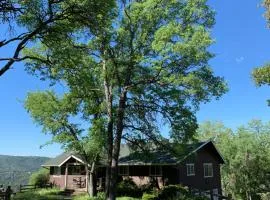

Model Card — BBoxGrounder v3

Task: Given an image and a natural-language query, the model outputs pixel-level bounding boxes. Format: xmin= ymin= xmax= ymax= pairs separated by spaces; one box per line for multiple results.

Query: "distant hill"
xmin=0 ymin=155 xmax=50 ymax=189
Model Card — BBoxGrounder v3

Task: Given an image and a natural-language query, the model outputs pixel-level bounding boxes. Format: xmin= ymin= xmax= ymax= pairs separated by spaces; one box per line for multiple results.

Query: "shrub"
xmin=140 ymin=180 xmax=160 ymax=194
xmin=259 ymin=193 xmax=270 ymax=200
xmin=29 ymin=168 xmax=49 ymax=187
xmin=142 ymin=193 xmax=158 ymax=200
xmin=116 ymin=178 xmax=142 ymax=198
xmin=157 ymin=185 xmax=189 ymax=200
xmin=73 ymin=192 xmax=105 ymax=200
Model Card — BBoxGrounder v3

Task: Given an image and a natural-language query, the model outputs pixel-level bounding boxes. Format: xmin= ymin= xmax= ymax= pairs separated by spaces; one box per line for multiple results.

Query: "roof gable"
xmin=118 ymin=140 xmax=225 ymax=165
xmin=178 ymin=140 xmax=225 ymax=164
xmin=42 ymin=152 xmax=86 ymax=167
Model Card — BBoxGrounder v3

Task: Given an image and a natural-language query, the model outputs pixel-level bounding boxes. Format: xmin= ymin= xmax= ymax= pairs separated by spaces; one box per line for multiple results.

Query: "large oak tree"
xmin=0 ymin=0 xmax=114 ymax=76
xmin=21 ymin=0 xmax=227 ymax=199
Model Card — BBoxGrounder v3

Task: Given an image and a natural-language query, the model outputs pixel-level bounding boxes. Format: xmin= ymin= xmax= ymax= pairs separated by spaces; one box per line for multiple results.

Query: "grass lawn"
xmin=73 ymin=193 xmax=140 ymax=200
xmin=12 ymin=188 xmax=141 ymax=200
xmin=12 ymin=188 xmax=69 ymax=200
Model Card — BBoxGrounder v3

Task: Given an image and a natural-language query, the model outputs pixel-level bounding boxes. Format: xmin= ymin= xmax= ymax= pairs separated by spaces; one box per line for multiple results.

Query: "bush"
xmin=116 ymin=178 xmax=142 ymax=198
xmin=157 ymin=185 xmax=189 ymax=200
xmin=259 ymin=193 xmax=270 ymax=200
xmin=142 ymin=193 xmax=158 ymax=200
xmin=73 ymin=192 xmax=105 ymax=200
xmin=29 ymin=168 xmax=49 ymax=187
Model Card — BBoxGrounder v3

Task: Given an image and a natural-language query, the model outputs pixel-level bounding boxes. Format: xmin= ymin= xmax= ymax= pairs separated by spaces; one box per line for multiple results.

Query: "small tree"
xmin=25 ymin=91 xmax=105 ymax=197
xmin=29 ymin=168 xmax=49 ymax=187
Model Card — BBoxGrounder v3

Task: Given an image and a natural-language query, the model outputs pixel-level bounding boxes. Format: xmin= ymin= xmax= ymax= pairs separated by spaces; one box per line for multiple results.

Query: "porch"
xmin=49 ymin=161 xmax=87 ymax=191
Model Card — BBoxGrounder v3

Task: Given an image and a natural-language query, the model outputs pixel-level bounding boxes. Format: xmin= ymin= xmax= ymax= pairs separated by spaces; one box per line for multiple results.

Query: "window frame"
xmin=186 ymin=163 xmax=195 ymax=176
xmin=203 ymin=163 xmax=213 ymax=178
xmin=119 ymin=166 xmax=129 ymax=176
xmin=149 ymin=166 xmax=162 ymax=177
xmin=69 ymin=165 xmax=83 ymax=175
xmin=52 ymin=166 xmax=61 ymax=177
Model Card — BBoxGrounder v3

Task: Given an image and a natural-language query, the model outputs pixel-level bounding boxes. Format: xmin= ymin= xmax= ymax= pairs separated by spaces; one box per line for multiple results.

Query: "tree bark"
xmin=88 ymin=162 xmax=97 ymax=197
xmin=102 ymin=58 xmax=114 ymax=199
xmin=108 ymin=91 xmax=127 ymax=200
xmin=88 ymin=172 xmax=96 ymax=197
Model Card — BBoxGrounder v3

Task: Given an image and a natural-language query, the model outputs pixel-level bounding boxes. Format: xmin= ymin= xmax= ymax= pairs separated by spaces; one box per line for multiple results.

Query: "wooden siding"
xmin=49 ymin=175 xmax=65 ymax=189
xmin=49 ymin=157 xmax=87 ymax=190
xmin=178 ymin=143 xmax=222 ymax=194
xmin=47 ymin=141 xmax=223 ymax=193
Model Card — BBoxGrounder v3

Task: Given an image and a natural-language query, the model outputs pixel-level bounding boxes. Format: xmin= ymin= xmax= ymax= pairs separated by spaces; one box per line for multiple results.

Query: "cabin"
xmin=42 ymin=140 xmax=224 ymax=197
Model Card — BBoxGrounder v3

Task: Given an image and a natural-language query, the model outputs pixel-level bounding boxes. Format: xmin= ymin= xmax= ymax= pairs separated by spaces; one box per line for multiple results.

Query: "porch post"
xmin=85 ymin=165 xmax=89 ymax=191
xmin=64 ymin=164 xmax=68 ymax=189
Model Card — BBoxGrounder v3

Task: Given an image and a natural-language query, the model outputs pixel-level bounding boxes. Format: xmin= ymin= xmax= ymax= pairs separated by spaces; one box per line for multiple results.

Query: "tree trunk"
xmin=88 ymin=172 xmax=96 ymax=197
xmin=108 ymin=91 xmax=127 ymax=200
xmin=102 ymin=58 xmax=114 ymax=199
xmin=105 ymin=121 xmax=113 ymax=199
xmin=88 ymin=162 xmax=96 ymax=197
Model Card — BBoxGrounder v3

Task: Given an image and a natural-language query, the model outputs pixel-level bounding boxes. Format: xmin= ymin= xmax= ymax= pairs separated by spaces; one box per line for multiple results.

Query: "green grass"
xmin=12 ymin=188 xmax=65 ymax=200
xmin=12 ymin=189 xmax=141 ymax=200
xmin=73 ymin=193 xmax=140 ymax=200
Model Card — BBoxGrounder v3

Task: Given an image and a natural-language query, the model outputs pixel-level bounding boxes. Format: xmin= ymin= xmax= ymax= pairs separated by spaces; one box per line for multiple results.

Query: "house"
xmin=42 ymin=140 xmax=224 ymax=197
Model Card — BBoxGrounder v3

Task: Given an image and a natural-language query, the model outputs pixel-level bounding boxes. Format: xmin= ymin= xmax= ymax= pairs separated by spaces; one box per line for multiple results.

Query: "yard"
xmin=11 ymin=188 xmax=140 ymax=200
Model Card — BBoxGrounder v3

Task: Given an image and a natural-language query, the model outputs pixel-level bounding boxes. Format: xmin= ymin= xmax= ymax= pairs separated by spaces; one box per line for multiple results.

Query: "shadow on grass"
xmin=12 ymin=188 xmax=70 ymax=200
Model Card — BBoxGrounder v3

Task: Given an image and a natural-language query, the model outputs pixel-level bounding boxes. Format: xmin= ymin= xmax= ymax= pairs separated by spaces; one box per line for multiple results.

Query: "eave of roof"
xmin=41 ymin=152 xmax=87 ymax=167
xmin=177 ymin=140 xmax=225 ymax=164
xmin=42 ymin=140 xmax=225 ymax=167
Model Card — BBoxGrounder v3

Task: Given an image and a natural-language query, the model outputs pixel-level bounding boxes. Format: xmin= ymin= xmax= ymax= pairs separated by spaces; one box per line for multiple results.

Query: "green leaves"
xmin=22 ymin=0 xmax=228 ymax=172
xmin=197 ymin=121 xmax=270 ymax=199
xmin=24 ymin=91 xmax=82 ymax=148
xmin=252 ymin=64 xmax=270 ymax=86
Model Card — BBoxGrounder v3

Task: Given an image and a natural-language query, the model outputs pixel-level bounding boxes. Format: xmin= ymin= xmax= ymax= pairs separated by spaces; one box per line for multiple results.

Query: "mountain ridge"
xmin=0 ymin=154 xmax=50 ymax=188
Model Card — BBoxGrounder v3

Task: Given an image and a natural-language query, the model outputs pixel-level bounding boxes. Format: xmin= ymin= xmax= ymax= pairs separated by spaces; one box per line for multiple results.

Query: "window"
xmin=119 ymin=166 xmax=129 ymax=176
xmin=204 ymin=163 xmax=213 ymax=178
xmin=53 ymin=167 xmax=61 ymax=176
xmin=186 ymin=164 xmax=195 ymax=176
xmin=149 ymin=166 xmax=162 ymax=176
xmin=69 ymin=165 xmax=83 ymax=175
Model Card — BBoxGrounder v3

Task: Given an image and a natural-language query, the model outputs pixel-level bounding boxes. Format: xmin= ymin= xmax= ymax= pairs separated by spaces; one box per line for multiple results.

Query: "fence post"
xmin=5 ymin=186 xmax=12 ymax=200
xmin=19 ymin=185 xmax=21 ymax=193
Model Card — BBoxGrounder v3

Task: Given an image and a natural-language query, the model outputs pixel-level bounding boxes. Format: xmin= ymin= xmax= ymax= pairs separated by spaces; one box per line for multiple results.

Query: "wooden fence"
xmin=0 ymin=186 xmax=14 ymax=200
xmin=19 ymin=183 xmax=53 ymax=192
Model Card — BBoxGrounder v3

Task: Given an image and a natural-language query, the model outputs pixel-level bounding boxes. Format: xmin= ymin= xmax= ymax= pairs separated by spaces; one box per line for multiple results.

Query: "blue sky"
xmin=0 ymin=0 xmax=270 ymax=157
